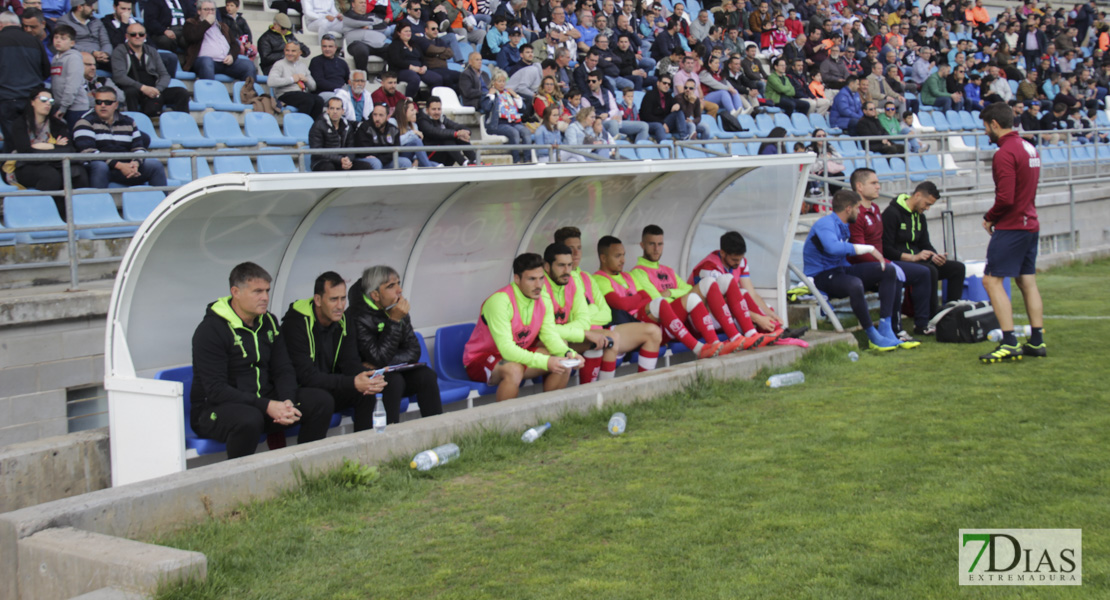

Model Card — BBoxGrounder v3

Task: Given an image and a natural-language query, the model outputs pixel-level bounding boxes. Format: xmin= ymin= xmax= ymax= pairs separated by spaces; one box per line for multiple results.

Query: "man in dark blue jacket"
xmin=803 ymin=189 xmax=902 ymax=351
xmin=0 ymin=12 xmax=51 ymax=151
xmin=308 ymin=34 xmax=349 ymax=97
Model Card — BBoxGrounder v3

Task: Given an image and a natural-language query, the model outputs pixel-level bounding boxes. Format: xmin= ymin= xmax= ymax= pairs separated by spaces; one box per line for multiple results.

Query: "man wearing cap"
xmin=184 ymin=0 xmax=255 ymax=81
xmin=258 ymin=12 xmax=310 ymax=75
xmin=57 ymin=0 xmax=112 ymax=69
xmin=496 ymin=25 xmax=523 ymax=73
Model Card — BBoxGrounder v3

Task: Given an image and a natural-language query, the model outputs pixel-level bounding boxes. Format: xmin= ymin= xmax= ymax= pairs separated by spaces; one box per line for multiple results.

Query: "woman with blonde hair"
xmin=480 ymin=68 xmax=533 ymax=163
xmin=533 ymin=76 xmax=569 ymax=130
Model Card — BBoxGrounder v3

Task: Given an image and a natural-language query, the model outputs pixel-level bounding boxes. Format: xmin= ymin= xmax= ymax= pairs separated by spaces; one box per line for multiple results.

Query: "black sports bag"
xmin=929 ymin=301 xmax=1000 ymax=343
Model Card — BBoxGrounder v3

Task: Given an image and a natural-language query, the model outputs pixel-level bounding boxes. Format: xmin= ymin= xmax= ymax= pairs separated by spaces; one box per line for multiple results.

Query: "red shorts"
xmin=465 ymin=344 xmax=539 ymax=384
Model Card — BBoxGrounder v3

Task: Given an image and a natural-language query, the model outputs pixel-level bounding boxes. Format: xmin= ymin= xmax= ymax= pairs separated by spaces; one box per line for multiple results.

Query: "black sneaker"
xmin=979 ymin=343 xmax=1023 ymax=364
xmin=1022 ymin=342 xmax=1047 ymax=358
xmin=782 ymin=326 xmax=809 ymax=339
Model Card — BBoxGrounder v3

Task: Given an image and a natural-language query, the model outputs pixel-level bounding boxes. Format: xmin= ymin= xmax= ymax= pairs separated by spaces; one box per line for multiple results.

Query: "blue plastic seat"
xmin=155 ymin=366 xmax=229 ymax=455
xmin=790 ymin=112 xmax=814 ymax=135
xmin=906 ymin=155 xmax=932 ymax=181
xmin=945 ymin=110 xmax=965 ymax=131
xmin=167 ymin=155 xmax=213 ymax=183
xmin=753 ymin=113 xmax=776 ymax=137
xmin=1097 ymin=145 xmax=1110 ymax=160
xmin=870 ymin=157 xmax=896 ymax=180
xmin=257 ymin=154 xmax=299 ymax=173
xmin=0 ymin=222 xmax=14 ymax=246
xmin=415 ymin=333 xmax=470 ymax=406
xmin=1009 ymin=80 xmax=1019 ymax=95
xmin=2 ymin=195 xmax=68 ymax=243
xmin=616 ymin=141 xmax=640 ymax=160
xmin=203 ymin=112 xmax=259 ymax=147
xmin=73 ymin=192 xmax=136 ymax=239
xmin=123 ymin=111 xmax=172 ymax=149
xmin=916 ymin=111 xmax=936 ymax=129
xmin=121 ymin=190 xmax=165 ymax=222
xmin=1073 ymin=146 xmax=1094 ymax=162
xmin=959 ymin=111 xmax=978 ymax=130
xmin=433 ymin=323 xmax=496 ymax=397
xmin=213 ymin=152 xmax=255 ymax=174
xmin=808 ymin=112 xmax=841 ymax=135
xmin=636 ymin=143 xmax=664 ymax=160
xmin=1096 ymin=111 xmax=1110 ymax=128
xmin=738 ymin=113 xmax=758 ymax=135
xmin=194 ymin=80 xmax=250 ymax=111
xmin=160 ymin=112 xmax=218 ymax=148
xmin=886 ymin=157 xmax=909 ymax=182
xmin=282 ymin=113 xmax=314 ymax=143
xmin=244 ymin=112 xmax=298 ymax=146
xmin=930 ymin=112 xmax=951 ymax=132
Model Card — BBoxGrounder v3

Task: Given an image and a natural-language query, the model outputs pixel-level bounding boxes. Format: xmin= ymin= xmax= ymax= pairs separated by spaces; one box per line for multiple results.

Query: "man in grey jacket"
xmin=110 ymin=22 xmax=190 ymax=116
xmin=57 ymin=0 xmax=112 ymax=69
xmin=269 ymin=41 xmax=324 ymax=119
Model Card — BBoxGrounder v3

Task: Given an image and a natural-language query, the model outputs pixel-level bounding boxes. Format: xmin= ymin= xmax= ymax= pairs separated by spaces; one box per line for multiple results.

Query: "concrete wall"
xmin=0 ymin=429 xmax=111 ymax=514
xmin=0 ymin=286 xmax=110 ymax=447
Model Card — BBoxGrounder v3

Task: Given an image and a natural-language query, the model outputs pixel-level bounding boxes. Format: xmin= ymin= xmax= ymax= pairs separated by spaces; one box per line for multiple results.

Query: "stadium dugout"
xmin=104 ymin=155 xmax=812 ymax=486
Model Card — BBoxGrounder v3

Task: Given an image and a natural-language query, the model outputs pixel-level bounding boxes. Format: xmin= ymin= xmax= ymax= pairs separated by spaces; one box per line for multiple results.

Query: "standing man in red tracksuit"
xmin=979 ymin=102 xmax=1046 ymax=363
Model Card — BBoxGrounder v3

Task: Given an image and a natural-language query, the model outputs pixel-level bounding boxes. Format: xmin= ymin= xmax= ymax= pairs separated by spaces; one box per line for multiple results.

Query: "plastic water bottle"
xmin=372 ymin=397 xmax=386 ymax=433
xmin=521 ymin=422 xmax=551 ymax=443
xmin=410 ymin=443 xmax=460 ymax=471
xmin=988 ymin=325 xmax=1032 ymax=342
xmin=766 ymin=371 xmax=805 ymax=388
xmin=608 ymin=412 xmax=627 ymax=435
xmin=848 ymin=351 xmax=859 ymax=362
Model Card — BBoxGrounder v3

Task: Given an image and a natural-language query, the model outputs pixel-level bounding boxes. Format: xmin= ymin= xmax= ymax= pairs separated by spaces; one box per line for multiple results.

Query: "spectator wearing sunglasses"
xmin=110 ymin=22 xmax=191 ymax=117
xmin=73 ymin=87 xmax=168 ymax=189
xmin=8 ymin=88 xmax=90 ymax=214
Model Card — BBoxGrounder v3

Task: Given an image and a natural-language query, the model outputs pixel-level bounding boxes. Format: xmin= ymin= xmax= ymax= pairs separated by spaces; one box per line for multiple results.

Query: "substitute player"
xmin=633 ymin=225 xmax=751 ymax=353
xmin=979 ymin=102 xmax=1046 ymax=363
xmin=463 ymin=253 xmax=582 ymax=401
xmin=594 ymin=235 xmax=724 ymax=359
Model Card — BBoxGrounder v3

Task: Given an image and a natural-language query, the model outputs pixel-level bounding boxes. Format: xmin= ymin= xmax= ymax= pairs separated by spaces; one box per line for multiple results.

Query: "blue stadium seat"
xmin=702 ymin=114 xmax=741 ymax=139
xmin=433 ymin=323 xmax=496 ymax=397
xmin=154 ymin=366 xmax=228 ymax=455
xmin=1073 ymin=146 xmax=1094 ymax=163
xmin=124 ymin=111 xmax=171 ymax=149
xmin=962 ymin=135 xmax=978 ymax=148
xmin=203 ymin=111 xmax=259 ymax=146
xmin=615 ymin=140 xmax=640 ymax=160
xmin=808 ymin=112 xmax=841 ymax=135
xmin=167 ymin=155 xmax=213 ymax=183
xmin=930 ymin=112 xmax=952 ymax=132
xmin=173 ymin=63 xmax=196 ymax=81
xmin=160 ymin=112 xmax=219 ymax=148
xmin=886 ymin=157 xmax=909 ymax=182
xmin=772 ymin=112 xmax=804 ymax=136
xmin=167 ymin=78 xmax=205 ymax=111
xmin=2 ymin=195 xmax=67 ymax=244
xmin=193 ymin=80 xmax=250 ymax=112
xmin=959 ymin=111 xmax=978 ymax=130
xmin=738 ymin=113 xmax=758 ymax=135
xmin=213 ymin=152 xmax=255 ymax=174
xmin=636 ymin=143 xmax=665 ymax=160
xmin=945 ymin=110 xmax=965 ymax=131
xmin=415 ymin=333 xmax=470 ymax=406
xmin=906 ymin=155 xmax=932 ymax=181
xmin=244 ymin=112 xmax=298 ymax=146
xmin=73 ymin=193 xmax=137 ymax=239
xmin=257 ymin=153 xmax=299 ymax=173
xmin=790 ymin=112 xmax=814 ymax=135
xmin=1096 ymin=111 xmax=1110 ymax=128
xmin=834 ymin=139 xmax=863 ymax=157
xmin=917 ymin=111 xmax=936 ymax=129
xmin=0 ymin=222 xmax=14 ymax=246
xmin=681 ymin=145 xmax=718 ymax=158
xmin=871 ymin=157 xmax=896 ymax=180
xmin=753 ymin=113 xmax=776 ymax=137
xmin=922 ymin=153 xmax=957 ymax=175
xmin=1042 ymin=147 xmax=1064 ymax=164
xmin=1097 ymin=144 xmax=1110 ymax=160
xmin=122 ymin=190 xmax=165 ymax=222
xmin=213 ymin=74 xmax=236 ymax=83
xmin=283 ymin=113 xmax=314 ymax=143
xmin=1009 ymin=80 xmax=1019 ymax=95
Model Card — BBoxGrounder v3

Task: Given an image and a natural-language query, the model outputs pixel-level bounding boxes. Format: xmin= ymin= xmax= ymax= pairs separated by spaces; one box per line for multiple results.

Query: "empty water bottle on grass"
xmin=608 ymin=412 xmax=627 ymax=435
xmin=521 ymin=423 xmax=551 ymax=443
xmin=766 ymin=371 xmax=805 ymax=388
xmin=411 ymin=443 xmax=460 ymax=471
xmin=373 ymin=396 xmax=386 ymax=433
xmin=988 ymin=325 xmax=1032 ymax=342
xmin=848 ymin=351 xmax=859 ymax=362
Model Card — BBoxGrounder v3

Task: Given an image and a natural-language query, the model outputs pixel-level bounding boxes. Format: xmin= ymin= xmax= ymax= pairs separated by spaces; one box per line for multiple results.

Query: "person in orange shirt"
xmin=809 ymin=71 xmax=826 ymax=101
xmin=966 ymin=0 xmax=991 ymax=29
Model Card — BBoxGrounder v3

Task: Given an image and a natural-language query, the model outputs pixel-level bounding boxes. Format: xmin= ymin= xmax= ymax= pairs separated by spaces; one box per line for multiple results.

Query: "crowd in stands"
xmin=190 ymin=224 xmax=810 ymax=458
xmin=2 ymin=0 xmax=1110 ymax=192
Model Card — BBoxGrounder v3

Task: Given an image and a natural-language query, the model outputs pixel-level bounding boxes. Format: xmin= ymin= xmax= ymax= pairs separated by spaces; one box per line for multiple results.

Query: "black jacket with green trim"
xmin=281 ymin=298 xmax=364 ymax=396
xmin=190 ymin=296 xmax=297 ymax=426
xmin=881 ymin=193 xmax=937 ymax=262
xmin=346 ymin=278 xmax=421 ymax=368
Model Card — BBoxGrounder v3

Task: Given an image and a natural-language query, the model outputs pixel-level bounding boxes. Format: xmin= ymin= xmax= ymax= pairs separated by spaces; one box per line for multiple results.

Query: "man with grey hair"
xmin=333 ymin=69 xmax=371 ymax=122
xmin=347 ymin=265 xmax=443 ymax=425
xmin=191 ymin=262 xmax=335 ymax=459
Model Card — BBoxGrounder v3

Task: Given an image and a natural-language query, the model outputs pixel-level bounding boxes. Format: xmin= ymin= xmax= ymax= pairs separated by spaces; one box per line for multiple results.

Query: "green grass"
xmin=155 ymin=260 xmax=1110 ymax=599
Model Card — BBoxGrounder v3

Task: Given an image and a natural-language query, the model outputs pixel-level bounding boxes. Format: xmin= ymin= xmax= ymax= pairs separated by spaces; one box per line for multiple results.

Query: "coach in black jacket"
xmin=416 ymin=98 xmax=477 ymax=166
xmin=191 ymin=262 xmax=333 ymax=458
xmin=347 ymin=266 xmax=443 ymax=424
xmin=282 ymin=271 xmax=386 ymax=432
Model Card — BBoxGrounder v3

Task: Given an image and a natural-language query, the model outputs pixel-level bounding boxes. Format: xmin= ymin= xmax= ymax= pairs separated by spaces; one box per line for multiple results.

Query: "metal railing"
xmin=3 ymin=125 xmax=1109 ymax=288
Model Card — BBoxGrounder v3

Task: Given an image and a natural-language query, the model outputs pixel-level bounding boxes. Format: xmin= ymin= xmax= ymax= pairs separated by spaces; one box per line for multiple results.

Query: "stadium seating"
xmin=194 ymin=80 xmax=251 ymax=112
xmin=167 ymin=155 xmax=213 ymax=184
xmin=121 ymin=190 xmax=165 ymax=222
xmin=432 ymin=86 xmax=475 ymax=117
xmin=2 ymin=195 xmax=68 ymax=244
xmin=753 ymin=113 xmax=777 ymax=137
xmin=283 ymin=113 xmax=315 ymax=144
xmin=0 ymin=222 xmax=14 ymax=246
xmin=73 ymin=193 xmax=137 ymax=239
xmin=257 ymin=153 xmax=300 ymax=173
xmin=808 ymin=113 xmax=841 ymax=135
xmin=124 ymin=111 xmax=172 ymax=149
xmin=636 ymin=143 xmax=666 ymax=160
xmin=790 ymin=112 xmax=814 ymax=136
xmin=204 ymin=112 xmax=260 ymax=147
xmin=213 ymin=152 xmax=256 ymax=174
xmin=154 ymin=366 xmax=231 ymax=456
xmin=160 ymin=112 xmax=219 ymax=148
xmin=616 ymin=140 xmax=640 ymax=160
xmin=244 ymin=112 xmax=299 ymax=146
xmin=929 ymin=112 xmax=952 ymax=132
xmin=415 ymin=333 xmax=471 ymax=406
xmin=433 ymin=323 xmax=496 ymax=397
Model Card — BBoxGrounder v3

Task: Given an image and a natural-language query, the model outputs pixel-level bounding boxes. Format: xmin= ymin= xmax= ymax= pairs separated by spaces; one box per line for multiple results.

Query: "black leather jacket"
xmin=346 ymin=278 xmax=421 ymax=368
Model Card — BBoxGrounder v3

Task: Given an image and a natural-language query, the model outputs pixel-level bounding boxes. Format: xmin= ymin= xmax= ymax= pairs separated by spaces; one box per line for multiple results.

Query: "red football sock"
xmin=656 ymin=300 xmax=701 ymax=351
xmin=637 ymin=348 xmax=659 ymax=372
xmin=579 ymin=350 xmax=603 ymax=384
xmin=598 ymin=360 xmax=616 ymax=380
xmin=724 ymin=277 xmax=758 ymax=336
xmin=682 ymin=299 xmax=720 ymax=343
xmin=703 ymin=282 xmax=741 ymax=340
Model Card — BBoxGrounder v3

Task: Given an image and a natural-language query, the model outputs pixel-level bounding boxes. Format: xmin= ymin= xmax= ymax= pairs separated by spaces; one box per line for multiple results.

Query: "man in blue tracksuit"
xmin=803 ymin=189 xmax=903 ymax=351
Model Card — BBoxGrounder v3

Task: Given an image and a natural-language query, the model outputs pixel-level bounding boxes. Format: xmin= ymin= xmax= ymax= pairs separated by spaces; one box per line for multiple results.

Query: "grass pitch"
xmin=156 ymin=260 xmax=1110 ymax=599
